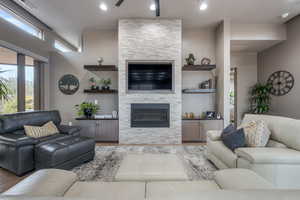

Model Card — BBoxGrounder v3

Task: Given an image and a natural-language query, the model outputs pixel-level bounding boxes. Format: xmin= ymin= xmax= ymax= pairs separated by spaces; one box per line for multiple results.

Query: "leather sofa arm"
xmin=207 ymin=130 xmax=222 ymax=141
xmin=0 ymin=133 xmax=37 ymax=147
xmin=58 ymin=125 xmax=81 ymax=136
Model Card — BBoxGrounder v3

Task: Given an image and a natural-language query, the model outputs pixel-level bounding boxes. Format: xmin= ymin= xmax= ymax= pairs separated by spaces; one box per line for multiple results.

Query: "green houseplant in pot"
xmin=75 ymin=102 xmax=100 ymax=119
xmin=249 ymin=83 xmax=272 ymax=114
xmin=101 ymin=78 xmax=111 ymax=90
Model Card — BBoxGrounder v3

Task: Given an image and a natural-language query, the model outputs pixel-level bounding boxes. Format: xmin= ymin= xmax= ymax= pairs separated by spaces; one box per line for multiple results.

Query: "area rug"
xmin=72 ymin=145 xmax=216 ymax=181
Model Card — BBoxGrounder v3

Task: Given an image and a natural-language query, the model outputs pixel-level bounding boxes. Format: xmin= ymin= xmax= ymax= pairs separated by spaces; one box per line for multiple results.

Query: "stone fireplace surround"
xmin=118 ymin=19 xmax=182 ymax=144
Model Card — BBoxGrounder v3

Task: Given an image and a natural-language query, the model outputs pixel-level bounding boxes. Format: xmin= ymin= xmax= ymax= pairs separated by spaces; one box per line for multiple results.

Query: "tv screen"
xmin=128 ymin=63 xmax=173 ymax=91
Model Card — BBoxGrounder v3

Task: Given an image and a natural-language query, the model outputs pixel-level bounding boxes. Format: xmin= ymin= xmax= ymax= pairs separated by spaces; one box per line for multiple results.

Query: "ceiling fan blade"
xmin=155 ymin=0 xmax=160 ymax=17
xmin=115 ymin=0 xmax=124 ymax=7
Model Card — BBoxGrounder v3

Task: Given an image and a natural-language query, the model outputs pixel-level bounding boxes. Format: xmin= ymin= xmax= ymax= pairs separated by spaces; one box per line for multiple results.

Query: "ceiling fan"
xmin=115 ymin=0 xmax=160 ymax=17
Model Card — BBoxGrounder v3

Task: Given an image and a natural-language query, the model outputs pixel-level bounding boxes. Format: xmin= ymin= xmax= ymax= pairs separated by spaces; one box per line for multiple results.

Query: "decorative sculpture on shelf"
xmin=97 ymin=57 xmax=104 ymax=66
xmin=201 ymin=57 xmax=211 ymax=65
xmin=185 ymin=53 xmax=196 ymax=65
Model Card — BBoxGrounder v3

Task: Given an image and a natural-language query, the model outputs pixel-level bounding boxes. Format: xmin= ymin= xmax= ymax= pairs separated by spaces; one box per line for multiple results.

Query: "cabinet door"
xmin=76 ymin=121 xmax=96 ymax=139
xmin=182 ymin=121 xmax=201 ymax=142
xmin=96 ymin=120 xmax=119 ymax=142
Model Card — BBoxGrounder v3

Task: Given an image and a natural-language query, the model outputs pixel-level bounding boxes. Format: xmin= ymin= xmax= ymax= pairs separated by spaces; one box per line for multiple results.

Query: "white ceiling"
xmin=18 ymin=0 xmax=300 ymax=47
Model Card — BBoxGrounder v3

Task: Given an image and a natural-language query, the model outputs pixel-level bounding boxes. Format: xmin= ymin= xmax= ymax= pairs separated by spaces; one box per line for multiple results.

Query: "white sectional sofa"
xmin=207 ymin=114 xmax=300 ymax=189
xmin=1 ymin=168 xmax=300 ymax=200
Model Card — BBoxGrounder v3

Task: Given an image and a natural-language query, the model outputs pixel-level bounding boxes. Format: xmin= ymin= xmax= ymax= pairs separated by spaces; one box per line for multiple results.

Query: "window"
xmin=25 ymin=56 xmax=34 ymax=111
xmin=0 ymin=47 xmax=18 ymax=114
xmin=0 ymin=46 xmax=42 ymax=114
xmin=54 ymin=40 xmax=71 ymax=52
xmin=0 ymin=5 xmax=43 ymax=39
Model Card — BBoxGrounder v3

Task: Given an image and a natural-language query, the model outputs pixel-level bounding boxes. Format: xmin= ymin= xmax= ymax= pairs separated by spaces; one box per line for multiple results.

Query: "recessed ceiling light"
xmin=150 ymin=3 xmax=156 ymax=11
xmin=199 ymin=1 xmax=208 ymax=11
xmin=281 ymin=12 xmax=289 ymax=19
xmin=99 ymin=3 xmax=108 ymax=11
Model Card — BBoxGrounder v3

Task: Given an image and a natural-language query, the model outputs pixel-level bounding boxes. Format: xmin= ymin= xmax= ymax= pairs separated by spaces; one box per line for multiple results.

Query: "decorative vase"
xmin=84 ymin=108 xmax=93 ymax=119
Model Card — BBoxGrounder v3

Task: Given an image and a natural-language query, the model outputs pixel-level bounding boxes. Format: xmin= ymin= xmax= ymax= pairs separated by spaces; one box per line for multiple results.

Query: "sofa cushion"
xmin=214 ymin=169 xmax=273 ymax=189
xmin=235 ymin=147 xmax=300 ymax=164
xmin=64 ymin=182 xmax=145 ymax=200
xmin=243 ymin=114 xmax=300 ymax=151
xmin=207 ymin=140 xmax=238 ymax=168
xmin=221 ymin=128 xmax=246 ymax=151
xmin=146 ymin=181 xmax=220 ymax=199
xmin=267 ymin=139 xmax=287 ymax=148
xmin=3 ymin=169 xmax=77 ymax=197
xmin=240 ymin=120 xmax=271 ymax=147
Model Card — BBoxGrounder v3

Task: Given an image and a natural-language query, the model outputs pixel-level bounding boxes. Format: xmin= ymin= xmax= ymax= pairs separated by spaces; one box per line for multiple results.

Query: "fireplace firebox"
xmin=131 ymin=104 xmax=170 ymax=128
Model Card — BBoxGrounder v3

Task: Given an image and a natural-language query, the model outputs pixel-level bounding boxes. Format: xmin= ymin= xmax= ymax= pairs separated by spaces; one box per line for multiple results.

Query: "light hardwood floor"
xmin=0 ymin=142 xmax=205 ymax=193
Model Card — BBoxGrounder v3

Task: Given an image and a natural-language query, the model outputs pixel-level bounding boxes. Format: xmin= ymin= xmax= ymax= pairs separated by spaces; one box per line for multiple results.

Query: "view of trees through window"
xmin=0 ymin=47 xmax=35 ymax=114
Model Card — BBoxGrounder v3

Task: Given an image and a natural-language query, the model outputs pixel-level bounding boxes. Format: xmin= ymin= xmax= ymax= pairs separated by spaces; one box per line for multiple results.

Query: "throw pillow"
xmin=221 ymin=124 xmax=236 ymax=140
xmin=24 ymin=121 xmax=59 ymax=138
xmin=241 ymin=120 xmax=271 ymax=147
xmin=221 ymin=128 xmax=246 ymax=151
xmin=43 ymin=121 xmax=59 ymax=135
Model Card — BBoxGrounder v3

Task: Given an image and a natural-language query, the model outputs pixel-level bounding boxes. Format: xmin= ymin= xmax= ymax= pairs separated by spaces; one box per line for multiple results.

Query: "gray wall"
xmin=49 ymin=28 xmax=218 ymax=124
xmin=49 ymin=30 xmax=118 ymax=124
xmin=258 ymin=16 xmax=300 ymax=119
xmin=231 ymin=53 xmax=258 ymax=124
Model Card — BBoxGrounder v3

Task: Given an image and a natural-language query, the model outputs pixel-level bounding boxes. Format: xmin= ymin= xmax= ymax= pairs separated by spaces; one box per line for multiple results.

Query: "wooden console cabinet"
xmin=182 ymin=119 xmax=223 ymax=142
xmin=76 ymin=119 xmax=119 ymax=142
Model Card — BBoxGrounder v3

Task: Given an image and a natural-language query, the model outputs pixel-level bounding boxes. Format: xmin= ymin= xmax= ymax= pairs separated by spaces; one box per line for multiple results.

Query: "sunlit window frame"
xmin=54 ymin=40 xmax=72 ymax=53
xmin=0 ymin=5 xmax=44 ymax=40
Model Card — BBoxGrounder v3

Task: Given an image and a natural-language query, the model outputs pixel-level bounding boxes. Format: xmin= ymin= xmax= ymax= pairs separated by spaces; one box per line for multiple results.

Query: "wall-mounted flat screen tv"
xmin=128 ymin=63 xmax=173 ymax=91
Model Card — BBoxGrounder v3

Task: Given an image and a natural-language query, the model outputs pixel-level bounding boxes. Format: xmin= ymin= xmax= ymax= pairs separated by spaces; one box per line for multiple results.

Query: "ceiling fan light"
xmin=200 ymin=1 xmax=208 ymax=11
xmin=150 ymin=3 xmax=156 ymax=11
xmin=99 ymin=3 xmax=108 ymax=11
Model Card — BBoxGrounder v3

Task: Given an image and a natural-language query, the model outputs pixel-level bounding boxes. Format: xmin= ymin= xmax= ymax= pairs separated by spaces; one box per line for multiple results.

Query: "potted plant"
xmin=75 ymin=102 xmax=100 ymax=119
xmin=89 ymin=77 xmax=97 ymax=90
xmin=101 ymin=78 xmax=111 ymax=90
xmin=249 ymin=83 xmax=272 ymax=114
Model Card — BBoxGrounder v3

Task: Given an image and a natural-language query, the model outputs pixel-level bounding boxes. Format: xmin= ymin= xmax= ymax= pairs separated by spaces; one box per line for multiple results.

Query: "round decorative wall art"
xmin=267 ymin=70 xmax=294 ymax=96
xmin=58 ymin=74 xmax=80 ymax=95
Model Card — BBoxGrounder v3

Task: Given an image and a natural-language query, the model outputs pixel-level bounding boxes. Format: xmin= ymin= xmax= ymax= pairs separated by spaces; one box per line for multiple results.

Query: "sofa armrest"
xmin=3 ymin=169 xmax=77 ymax=197
xmin=58 ymin=125 xmax=81 ymax=136
xmin=0 ymin=133 xmax=37 ymax=147
xmin=207 ymin=130 xmax=222 ymax=141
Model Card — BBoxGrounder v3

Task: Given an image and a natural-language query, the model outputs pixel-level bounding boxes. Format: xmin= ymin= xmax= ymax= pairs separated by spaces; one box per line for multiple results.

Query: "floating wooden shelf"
xmin=182 ymin=118 xmax=223 ymax=121
xmin=84 ymin=89 xmax=118 ymax=94
xmin=84 ymin=65 xmax=118 ymax=71
xmin=182 ymin=65 xmax=216 ymax=71
xmin=182 ymin=89 xmax=216 ymax=94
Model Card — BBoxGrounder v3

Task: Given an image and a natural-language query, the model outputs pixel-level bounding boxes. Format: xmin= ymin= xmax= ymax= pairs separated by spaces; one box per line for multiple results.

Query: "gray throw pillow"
xmin=222 ymin=128 xmax=246 ymax=151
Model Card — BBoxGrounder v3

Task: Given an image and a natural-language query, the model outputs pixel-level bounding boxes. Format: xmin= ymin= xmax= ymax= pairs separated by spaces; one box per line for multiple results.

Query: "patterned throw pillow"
xmin=241 ymin=120 xmax=271 ymax=147
xmin=43 ymin=121 xmax=60 ymax=135
xmin=24 ymin=121 xmax=59 ymax=138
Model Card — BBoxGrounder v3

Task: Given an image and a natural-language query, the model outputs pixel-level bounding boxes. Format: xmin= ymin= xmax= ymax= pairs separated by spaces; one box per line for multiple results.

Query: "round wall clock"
xmin=267 ymin=71 xmax=294 ymax=96
xmin=58 ymin=74 xmax=80 ymax=95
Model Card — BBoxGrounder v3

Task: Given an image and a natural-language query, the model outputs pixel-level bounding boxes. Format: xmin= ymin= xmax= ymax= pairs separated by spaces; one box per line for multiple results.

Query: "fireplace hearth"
xmin=131 ymin=104 xmax=170 ymax=128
